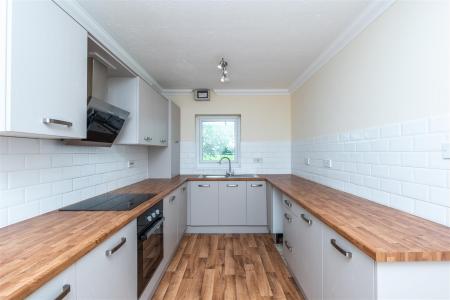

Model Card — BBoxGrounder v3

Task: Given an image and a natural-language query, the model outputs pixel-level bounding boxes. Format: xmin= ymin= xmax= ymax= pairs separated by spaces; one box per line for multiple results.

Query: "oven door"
xmin=137 ymin=217 xmax=164 ymax=297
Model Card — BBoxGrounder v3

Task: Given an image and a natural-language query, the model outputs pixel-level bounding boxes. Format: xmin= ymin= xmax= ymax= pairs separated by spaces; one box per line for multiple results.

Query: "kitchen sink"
xmin=198 ymin=174 xmax=259 ymax=179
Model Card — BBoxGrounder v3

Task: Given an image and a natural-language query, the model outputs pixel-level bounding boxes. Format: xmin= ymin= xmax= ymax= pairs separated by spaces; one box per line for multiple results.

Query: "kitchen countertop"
xmin=1 ymin=174 xmax=450 ymax=299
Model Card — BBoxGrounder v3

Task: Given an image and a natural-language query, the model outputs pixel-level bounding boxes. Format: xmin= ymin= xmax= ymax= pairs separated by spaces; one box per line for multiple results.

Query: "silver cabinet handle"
xmin=284 ymin=240 xmax=293 ymax=252
xmin=226 ymin=184 xmax=238 ymax=187
xmin=250 ymin=184 xmax=263 ymax=187
xmin=330 ymin=239 xmax=352 ymax=258
xmin=284 ymin=199 xmax=292 ymax=208
xmin=54 ymin=284 xmax=71 ymax=300
xmin=144 ymin=136 xmax=152 ymax=142
xmin=42 ymin=118 xmax=72 ymax=127
xmin=300 ymin=213 xmax=312 ymax=225
xmin=198 ymin=184 xmax=210 ymax=188
xmin=284 ymin=213 xmax=292 ymax=223
xmin=175 ymin=140 xmax=180 ymax=144
xmin=105 ymin=237 xmax=126 ymax=257
xmin=170 ymin=195 xmax=176 ymax=203
xmin=182 ymin=187 xmax=186 ymax=192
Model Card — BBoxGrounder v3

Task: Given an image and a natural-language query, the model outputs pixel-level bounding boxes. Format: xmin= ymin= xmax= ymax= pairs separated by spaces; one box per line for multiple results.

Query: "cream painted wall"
xmin=170 ymin=92 xmax=291 ymax=142
xmin=291 ymin=0 xmax=449 ymax=139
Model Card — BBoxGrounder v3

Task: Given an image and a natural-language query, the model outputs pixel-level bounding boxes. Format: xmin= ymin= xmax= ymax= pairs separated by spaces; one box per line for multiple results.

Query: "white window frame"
xmin=196 ymin=115 xmax=241 ymax=168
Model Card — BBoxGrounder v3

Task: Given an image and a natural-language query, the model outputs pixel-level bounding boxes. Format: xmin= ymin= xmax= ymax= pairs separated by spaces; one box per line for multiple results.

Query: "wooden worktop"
xmin=1 ymin=174 xmax=450 ymax=299
xmin=264 ymin=174 xmax=450 ymax=263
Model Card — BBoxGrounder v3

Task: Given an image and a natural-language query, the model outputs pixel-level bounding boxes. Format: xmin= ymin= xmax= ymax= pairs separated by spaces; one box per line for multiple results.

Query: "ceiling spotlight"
xmin=217 ymin=57 xmax=228 ymax=70
xmin=218 ymin=58 xmax=230 ymax=83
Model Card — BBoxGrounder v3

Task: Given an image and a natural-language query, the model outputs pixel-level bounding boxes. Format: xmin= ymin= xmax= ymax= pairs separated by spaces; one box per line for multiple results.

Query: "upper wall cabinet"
xmin=107 ymin=77 xmax=168 ymax=146
xmin=0 ymin=0 xmax=87 ymax=138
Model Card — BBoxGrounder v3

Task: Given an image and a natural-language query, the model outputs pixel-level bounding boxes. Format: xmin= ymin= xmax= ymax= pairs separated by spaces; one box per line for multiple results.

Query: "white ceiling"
xmin=77 ymin=0 xmax=373 ymax=90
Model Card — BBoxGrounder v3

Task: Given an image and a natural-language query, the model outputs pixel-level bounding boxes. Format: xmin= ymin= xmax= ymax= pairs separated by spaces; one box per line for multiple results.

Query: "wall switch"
xmin=128 ymin=160 xmax=135 ymax=168
xmin=304 ymin=157 xmax=311 ymax=165
xmin=323 ymin=159 xmax=332 ymax=168
xmin=442 ymin=143 xmax=450 ymax=159
xmin=253 ymin=157 xmax=263 ymax=163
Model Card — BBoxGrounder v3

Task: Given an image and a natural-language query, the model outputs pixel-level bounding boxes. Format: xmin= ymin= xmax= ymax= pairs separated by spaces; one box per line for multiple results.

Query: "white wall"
xmin=169 ymin=92 xmax=291 ymax=174
xmin=0 ymin=137 xmax=148 ymax=228
xmin=291 ymin=1 xmax=450 ymax=226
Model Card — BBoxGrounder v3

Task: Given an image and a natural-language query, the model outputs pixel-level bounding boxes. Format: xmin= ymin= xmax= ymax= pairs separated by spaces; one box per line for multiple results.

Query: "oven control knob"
xmin=155 ymin=209 xmax=160 ymax=215
xmin=147 ymin=216 xmax=152 ymax=222
xmin=151 ymin=213 xmax=156 ymax=218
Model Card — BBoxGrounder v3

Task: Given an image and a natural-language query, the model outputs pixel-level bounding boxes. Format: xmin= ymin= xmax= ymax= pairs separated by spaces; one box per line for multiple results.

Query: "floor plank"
xmin=152 ymin=234 xmax=304 ymax=300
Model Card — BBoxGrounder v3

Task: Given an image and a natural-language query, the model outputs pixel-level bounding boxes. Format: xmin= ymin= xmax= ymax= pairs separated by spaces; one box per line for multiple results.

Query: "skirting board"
xmin=186 ymin=226 xmax=269 ymax=234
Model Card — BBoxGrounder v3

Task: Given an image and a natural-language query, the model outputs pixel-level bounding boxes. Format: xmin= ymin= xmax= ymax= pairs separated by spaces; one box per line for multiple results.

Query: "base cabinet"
xmin=246 ymin=181 xmax=267 ymax=225
xmin=323 ymin=226 xmax=375 ymax=300
xmin=75 ymin=220 xmax=137 ymax=300
xmin=164 ymin=190 xmax=179 ymax=261
xmin=190 ymin=181 xmax=219 ymax=226
xmin=219 ymin=181 xmax=246 ymax=225
xmin=177 ymin=184 xmax=188 ymax=241
xmin=27 ymin=266 xmax=76 ymax=300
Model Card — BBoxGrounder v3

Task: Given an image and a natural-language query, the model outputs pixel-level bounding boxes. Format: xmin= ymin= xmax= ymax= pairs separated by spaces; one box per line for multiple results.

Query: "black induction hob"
xmin=59 ymin=192 xmax=157 ymax=211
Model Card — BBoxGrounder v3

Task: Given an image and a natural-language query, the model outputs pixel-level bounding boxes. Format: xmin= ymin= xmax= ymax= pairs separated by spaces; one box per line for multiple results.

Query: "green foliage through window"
xmin=198 ymin=117 xmax=240 ymax=162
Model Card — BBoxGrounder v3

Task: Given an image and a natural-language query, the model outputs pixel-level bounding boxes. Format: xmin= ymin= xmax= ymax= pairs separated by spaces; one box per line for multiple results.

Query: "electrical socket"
xmin=442 ymin=143 xmax=450 ymax=159
xmin=253 ymin=157 xmax=263 ymax=163
xmin=304 ymin=157 xmax=311 ymax=165
xmin=128 ymin=160 xmax=135 ymax=168
xmin=323 ymin=159 xmax=332 ymax=168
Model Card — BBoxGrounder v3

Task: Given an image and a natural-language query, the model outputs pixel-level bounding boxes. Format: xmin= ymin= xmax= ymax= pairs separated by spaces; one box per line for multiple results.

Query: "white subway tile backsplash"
xmin=0 ymin=137 xmax=149 ymax=228
xmin=292 ymin=115 xmax=450 ymax=226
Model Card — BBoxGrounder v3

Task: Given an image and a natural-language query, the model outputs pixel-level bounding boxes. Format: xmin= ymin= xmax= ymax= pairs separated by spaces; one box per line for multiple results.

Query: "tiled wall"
xmin=180 ymin=140 xmax=291 ymax=175
xmin=0 ymin=137 xmax=149 ymax=228
xmin=292 ymin=115 xmax=450 ymax=226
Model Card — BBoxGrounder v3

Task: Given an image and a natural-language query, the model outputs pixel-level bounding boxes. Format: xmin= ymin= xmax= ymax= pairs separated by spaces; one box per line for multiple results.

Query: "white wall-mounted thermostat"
xmin=193 ymin=89 xmax=210 ymax=101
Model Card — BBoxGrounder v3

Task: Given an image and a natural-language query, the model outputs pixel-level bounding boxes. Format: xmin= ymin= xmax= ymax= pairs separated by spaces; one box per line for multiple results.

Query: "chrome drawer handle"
xmin=182 ymin=187 xmax=186 ymax=192
xmin=284 ymin=199 xmax=292 ymax=208
xmin=198 ymin=184 xmax=210 ymax=188
xmin=226 ymin=184 xmax=238 ymax=187
xmin=170 ymin=195 xmax=176 ymax=202
xmin=54 ymin=284 xmax=70 ymax=300
xmin=284 ymin=240 xmax=293 ymax=252
xmin=250 ymin=184 xmax=263 ymax=187
xmin=105 ymin=237 xmax=126 ymax=257
xmin=330 ymin=239 xmax=352 ymax=258
xmin=42 ymin=118 xmax=72 ymax=127
xmin=300 ymin=213 xmax=312 ymax=225
xmin=284 ymin=213 xmax=292 ymax=223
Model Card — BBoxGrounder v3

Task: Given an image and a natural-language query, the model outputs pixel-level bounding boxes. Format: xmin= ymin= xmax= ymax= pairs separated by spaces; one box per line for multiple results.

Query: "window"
xmin=197 ymin=115 xmax=241 ymax=164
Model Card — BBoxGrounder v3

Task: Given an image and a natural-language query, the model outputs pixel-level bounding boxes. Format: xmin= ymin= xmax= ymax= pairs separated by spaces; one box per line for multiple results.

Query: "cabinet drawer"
xmin=323 ymin=226 xmax=375 ymax=300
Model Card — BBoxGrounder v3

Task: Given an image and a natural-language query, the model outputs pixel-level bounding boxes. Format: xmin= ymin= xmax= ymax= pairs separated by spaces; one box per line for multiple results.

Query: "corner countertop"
xmin=1 ymin=174 xmax=450 ymax=299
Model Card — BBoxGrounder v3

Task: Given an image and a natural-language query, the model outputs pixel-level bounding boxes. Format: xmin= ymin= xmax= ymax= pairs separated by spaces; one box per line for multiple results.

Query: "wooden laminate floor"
xmin=152 ymin=234 xmax=304 ymax=300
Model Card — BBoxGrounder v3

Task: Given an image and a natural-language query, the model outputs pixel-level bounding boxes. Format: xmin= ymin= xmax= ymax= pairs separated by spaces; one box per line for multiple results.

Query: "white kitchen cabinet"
xmin=177 ymin=184 xmax=187 ymax=242
xmin=246 ymin=181 xmax=267 ymax=225
xmin=27 ymin=266 xmax=76 ymax=300
xmin=1 ymin=0 xmax=87 ymax=138
xmin=190 ymin=181 xmax=219 ymax=226
xmin=76 ymin=220 xmax=137 ymax=300
xmin=323 ymin=225 xmax=375 ymax=300
xmin=107 ymin=77 xmax=168 ymax=146
xmin=219 ymin=181 xmax=246 ymax=225
xmin=164 ymin=190 xmax=179 ymax=260
xmin=282 ymin=206 xmax=301 ymax=279
xmin=295 ymin=205 xmax=323 ymax=300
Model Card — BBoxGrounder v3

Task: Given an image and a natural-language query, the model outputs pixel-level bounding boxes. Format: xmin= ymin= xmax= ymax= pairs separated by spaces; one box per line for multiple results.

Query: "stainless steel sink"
xmin=198 ymin=174 xmax=259 ymax=179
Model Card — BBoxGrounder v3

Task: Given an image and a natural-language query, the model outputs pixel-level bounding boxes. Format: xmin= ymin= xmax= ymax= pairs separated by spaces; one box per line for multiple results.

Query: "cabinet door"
xmin=323 ymin=226 xmax=375 ymax=300
xmin=5 ymin=0 xmax=87 ymax=138
xmin=138 ymin=79 xmax=156 ymax=145
xmin=76 ymin=220 xmax=137 ymax=300
xmin=190 ymin=181 xmax=219 ymax=225
xmin=177 ymin=184 xmax=187 ymax=241
xmin=27 ymin=266 xmax=76 ymax=300
xmin=170 ymin=102 xmax=180 ymax=176
xmin=164 ymin=191 xmax=179 ymax=260
xmin=246 ymin=181 xmax=267 ymax=225
xmin=282 ymin=206 xmax=300 ymax=275
xmin=219 ymin=181 xmax=246 ymax=225
xmin=295 ymin=206 xmax=323 ymax=300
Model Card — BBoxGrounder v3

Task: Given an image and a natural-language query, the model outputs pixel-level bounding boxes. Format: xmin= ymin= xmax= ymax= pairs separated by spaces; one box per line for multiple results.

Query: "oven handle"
xmin=140 ymin=217 xmax=165 ymax=241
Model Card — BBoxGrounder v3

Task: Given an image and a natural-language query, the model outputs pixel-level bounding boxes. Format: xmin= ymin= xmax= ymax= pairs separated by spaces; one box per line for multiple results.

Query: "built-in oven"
xmin=137 ymin=200 xmax=164 ymax=297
